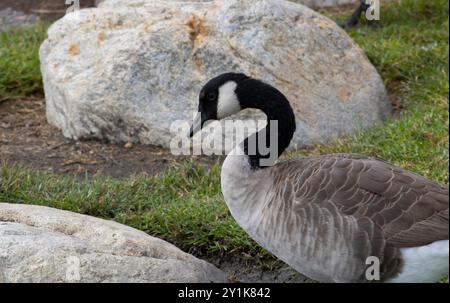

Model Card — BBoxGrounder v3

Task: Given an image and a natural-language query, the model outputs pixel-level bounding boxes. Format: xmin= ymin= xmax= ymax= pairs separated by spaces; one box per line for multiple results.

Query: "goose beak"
xmin=188 ymin=112 xmax=203 ymax=138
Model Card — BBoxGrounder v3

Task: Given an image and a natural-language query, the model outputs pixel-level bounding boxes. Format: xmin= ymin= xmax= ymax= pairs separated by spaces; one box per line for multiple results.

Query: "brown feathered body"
xmin=221 ymin=149 xmax=449 ymax=282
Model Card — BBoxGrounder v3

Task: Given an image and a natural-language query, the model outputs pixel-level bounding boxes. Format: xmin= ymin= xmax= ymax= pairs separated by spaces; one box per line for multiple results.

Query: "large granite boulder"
xmin=0 ymin=203 xmax=227 ymax=282
xmin=40 ymin=0 xmax=390 ymax=153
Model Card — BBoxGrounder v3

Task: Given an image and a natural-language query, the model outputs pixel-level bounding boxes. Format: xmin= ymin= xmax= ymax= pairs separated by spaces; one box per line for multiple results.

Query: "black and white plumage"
xmin=189 ymin=73 xmax=449 ymax=283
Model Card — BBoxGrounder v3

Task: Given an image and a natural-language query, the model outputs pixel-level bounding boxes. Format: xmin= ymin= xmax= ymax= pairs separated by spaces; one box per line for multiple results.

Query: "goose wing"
xmin=271 ymin=154 xmax=448 ymax=281
xmin=281 ymin=154 xmax=449 ymax=247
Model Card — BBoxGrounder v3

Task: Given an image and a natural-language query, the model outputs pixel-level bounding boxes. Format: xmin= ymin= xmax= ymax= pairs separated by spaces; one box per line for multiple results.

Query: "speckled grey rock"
xmin=40 ymin=0 xmax=390 ymax=153
xmin=0 ymin=203 xmax=227 ymax=283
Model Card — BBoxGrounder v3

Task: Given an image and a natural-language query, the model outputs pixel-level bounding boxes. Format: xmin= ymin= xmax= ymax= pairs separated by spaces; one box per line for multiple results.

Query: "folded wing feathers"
xmin=272 ymin=154 xmax=448 ymax=281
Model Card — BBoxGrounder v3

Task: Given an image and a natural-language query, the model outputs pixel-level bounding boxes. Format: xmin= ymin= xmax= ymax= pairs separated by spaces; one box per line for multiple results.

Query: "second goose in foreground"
xmin=189 ymin=73 xmax=449 ymax=283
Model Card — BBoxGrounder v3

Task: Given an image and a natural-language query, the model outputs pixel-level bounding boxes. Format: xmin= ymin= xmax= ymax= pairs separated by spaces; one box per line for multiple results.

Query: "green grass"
xmin=0 ymin=0 xmax=448 ymax=274
xmin=0 ymin=22 xmax=48 ymax=99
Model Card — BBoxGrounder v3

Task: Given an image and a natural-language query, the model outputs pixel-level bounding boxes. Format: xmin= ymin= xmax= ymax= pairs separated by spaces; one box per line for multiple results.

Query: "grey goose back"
xmin=189 ymin=73 xmax=449 ymax=283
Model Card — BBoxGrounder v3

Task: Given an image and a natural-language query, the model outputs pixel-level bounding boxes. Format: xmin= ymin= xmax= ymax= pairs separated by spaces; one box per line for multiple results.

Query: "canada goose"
xmin=189 ymin=73 xmax=449 ymax=283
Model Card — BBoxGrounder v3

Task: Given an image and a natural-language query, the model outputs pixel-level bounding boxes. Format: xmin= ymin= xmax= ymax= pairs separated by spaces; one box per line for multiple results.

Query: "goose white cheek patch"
xmin=217 ymin=81 xmax=241 ymax=119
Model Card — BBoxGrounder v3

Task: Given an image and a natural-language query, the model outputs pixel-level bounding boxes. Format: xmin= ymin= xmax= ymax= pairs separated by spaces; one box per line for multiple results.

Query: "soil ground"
xmin=0 ymin=97 xmax=220 ymax=179
xmin=0 ymin=0 xmax=96 ymax=21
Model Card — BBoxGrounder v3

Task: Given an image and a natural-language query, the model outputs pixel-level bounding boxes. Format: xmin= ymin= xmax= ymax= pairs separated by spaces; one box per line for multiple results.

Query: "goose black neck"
xmin=236 ymin=79 xmax=296 ymax=169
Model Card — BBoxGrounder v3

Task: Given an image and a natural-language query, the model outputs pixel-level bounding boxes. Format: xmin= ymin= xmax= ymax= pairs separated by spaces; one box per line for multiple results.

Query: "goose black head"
xmin=189 ymin=72 xmax=249 ymax=138
xmin=189 ymin=72 xmax=296 ymax=169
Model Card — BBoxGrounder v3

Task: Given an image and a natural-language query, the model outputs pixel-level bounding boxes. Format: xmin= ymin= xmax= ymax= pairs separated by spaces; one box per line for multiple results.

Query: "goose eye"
xmin=207 ymin=92 xmax=216 ymax=102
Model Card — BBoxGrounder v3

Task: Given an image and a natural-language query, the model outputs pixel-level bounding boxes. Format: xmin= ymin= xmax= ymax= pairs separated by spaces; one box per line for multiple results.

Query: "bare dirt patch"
xmin=0 ymin=97 xmax=220 ymax=179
